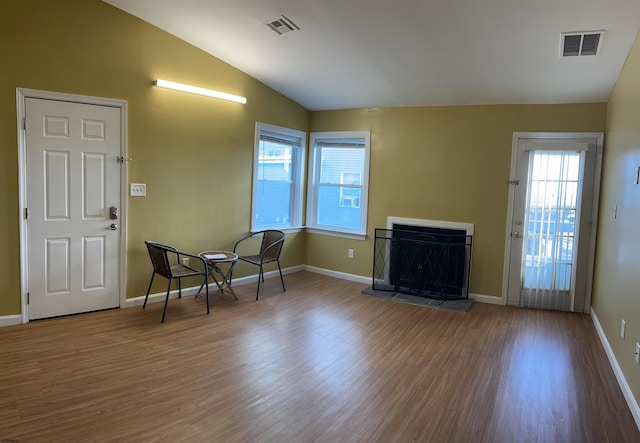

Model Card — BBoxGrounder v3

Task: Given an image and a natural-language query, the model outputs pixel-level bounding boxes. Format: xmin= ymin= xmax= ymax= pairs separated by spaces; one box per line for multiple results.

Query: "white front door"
xmin=25 ymin=97 xmax=122 ymax=319
xmin=505 ymin=133 xmax=602 ymax=312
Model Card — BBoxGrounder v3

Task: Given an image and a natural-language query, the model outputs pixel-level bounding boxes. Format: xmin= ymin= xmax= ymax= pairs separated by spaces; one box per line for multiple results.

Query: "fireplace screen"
xmin=373 ymin=226 xmax=472 ymax=300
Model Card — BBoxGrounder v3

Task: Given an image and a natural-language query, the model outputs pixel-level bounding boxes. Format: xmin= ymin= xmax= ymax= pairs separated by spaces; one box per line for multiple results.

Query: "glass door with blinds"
xmin=521 ymin=149 xmax=583 ymax=310
xmin=505 ymin=135 xmax=603 ymax=312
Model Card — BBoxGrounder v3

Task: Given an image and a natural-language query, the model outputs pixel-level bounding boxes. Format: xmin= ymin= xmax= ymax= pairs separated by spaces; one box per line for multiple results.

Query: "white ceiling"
xmin=103 ymin=0 xmax=640 ymax=111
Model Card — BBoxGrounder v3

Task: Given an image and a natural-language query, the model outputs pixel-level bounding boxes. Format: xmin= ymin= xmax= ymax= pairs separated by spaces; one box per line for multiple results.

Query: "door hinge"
xmin=24 ymin=207 xmax=29 ymax=220
xmin=506 ymin=179 xmax=520 ymax=186
xmin=27 ymin=292 xmax=30 ymax=304
xmin=23 ymin=117 xmax=27 ymax=131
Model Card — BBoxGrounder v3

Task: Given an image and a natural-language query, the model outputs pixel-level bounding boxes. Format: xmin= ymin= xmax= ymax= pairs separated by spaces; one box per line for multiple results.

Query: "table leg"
xmin=215 ymin=262 xmax=237 ymax=299
xmin=196 ymin=261 xmax=237 ymax=302
xmin=197 ymin=265 xmax=222 ymax=295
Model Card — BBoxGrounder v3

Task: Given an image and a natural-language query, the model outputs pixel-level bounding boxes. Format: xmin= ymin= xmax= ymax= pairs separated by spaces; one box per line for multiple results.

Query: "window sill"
xmin=251 ymin=226 xmax=304 ymax=235
xmin=306 ymin=227 xmax=367 ymax=241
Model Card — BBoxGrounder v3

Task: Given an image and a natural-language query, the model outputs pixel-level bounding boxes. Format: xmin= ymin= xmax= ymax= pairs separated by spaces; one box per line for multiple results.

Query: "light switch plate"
xmin=130 ymin=183 xmax=146 ymax=197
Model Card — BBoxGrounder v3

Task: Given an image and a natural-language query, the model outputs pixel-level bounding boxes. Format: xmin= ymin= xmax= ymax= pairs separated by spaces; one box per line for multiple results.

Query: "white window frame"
xmin=251 ymin=122 xmax=306 ymax=232
xmin=307 ymin=131 xmax=371 ymax=239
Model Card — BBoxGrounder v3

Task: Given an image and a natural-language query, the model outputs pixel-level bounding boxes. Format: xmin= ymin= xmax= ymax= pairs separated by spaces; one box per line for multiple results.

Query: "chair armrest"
xmin=175 ymin=250 xmax=208 ymax=273
xmin=233 ymin=232 xmax=258 ymax=253
xmin=147 ymin=240 xmax=177 ymax=252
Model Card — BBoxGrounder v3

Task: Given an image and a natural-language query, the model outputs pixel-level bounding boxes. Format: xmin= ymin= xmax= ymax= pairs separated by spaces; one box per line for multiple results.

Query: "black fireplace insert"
xmin=373 ymin=225 xmax=472 ymax=300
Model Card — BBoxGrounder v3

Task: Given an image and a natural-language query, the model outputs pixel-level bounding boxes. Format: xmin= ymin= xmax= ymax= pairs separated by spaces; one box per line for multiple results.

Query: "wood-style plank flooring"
xmin=0 ymin=271 xmax=638 ymax=442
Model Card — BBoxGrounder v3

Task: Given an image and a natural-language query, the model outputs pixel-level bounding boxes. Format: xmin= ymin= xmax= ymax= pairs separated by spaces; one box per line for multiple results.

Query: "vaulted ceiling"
xmin=103 ymin=0 xmax=640 ymax=111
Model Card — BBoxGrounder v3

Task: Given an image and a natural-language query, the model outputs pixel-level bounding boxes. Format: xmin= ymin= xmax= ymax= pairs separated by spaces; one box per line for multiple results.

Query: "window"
xmin=307 ymin=131 xmax=371 ymax=238
xmin=252 ymin=123 xmax=305 ymax=231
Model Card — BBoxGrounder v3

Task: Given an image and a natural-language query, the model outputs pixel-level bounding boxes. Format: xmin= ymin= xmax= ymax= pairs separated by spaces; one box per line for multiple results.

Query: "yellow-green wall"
xmin=0 ymin=0 xmax=309 ymax=315
xmin=0 ymin=0 xmax=610 ymax=316
xmin=2 ymin=0 xmax=636 ymax=422
xmin=309 ymin=104 xmax=607 ymax=297
xmin=592 ymin=29 xmax=640 ymax=407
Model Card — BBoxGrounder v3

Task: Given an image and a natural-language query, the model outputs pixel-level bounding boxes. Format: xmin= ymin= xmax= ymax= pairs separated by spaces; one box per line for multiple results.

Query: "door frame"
xmin=501 ymin=132 xmax=604 ymax=311
xmin=16 ymin=88 xmax=129 ymax=323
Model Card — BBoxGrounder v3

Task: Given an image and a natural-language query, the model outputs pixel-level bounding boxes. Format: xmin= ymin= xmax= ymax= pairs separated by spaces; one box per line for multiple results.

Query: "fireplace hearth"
xmin=372 ymin=218 xmax=473 ymax=301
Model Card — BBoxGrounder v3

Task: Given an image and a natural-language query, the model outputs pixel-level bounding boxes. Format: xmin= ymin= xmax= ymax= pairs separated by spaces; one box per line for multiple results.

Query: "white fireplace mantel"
xmin=386 ymin=217 xmax=474 ymax=236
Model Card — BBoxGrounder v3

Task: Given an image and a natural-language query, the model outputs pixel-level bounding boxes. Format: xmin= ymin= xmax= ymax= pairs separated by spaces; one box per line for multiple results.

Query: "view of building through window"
xmin=252 ymin=123 xmax=304 ymax=231
xmin=523 ymin=150 xmax=581 ymax=291
xmin=308 ymin=132 xmax=370 ymax=236
xmin=255 ymin=141 xmax=293 ymax=225
xmin=252 ymin=126 xmax=369 ymax=236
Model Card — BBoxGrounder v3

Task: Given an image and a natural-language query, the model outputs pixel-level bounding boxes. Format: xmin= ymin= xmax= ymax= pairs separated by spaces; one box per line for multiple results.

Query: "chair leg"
xmin=161 ymin=278 xmax=172 ymax=323
xmin=143 ymin=273 xmax=155 ymax=309
xmin=178 ymin=278 xmax=182 ymax=299
xmin=204 ymin=276 xmax=210 ymax=315
xmin=277 ymin=260 xmax=285 ymax=292
xmin=256 ymin=265 xmax=263 ymax=300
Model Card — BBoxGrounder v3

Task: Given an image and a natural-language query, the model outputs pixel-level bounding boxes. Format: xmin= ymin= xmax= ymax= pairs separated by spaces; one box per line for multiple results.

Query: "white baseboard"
xmin=470 ymin=293 xmax=504 ymax=305
xmin=125 ymin=264 xmax=306 ymax=308
xmin=281 ymin=264 xmax=306 ymax=275
xmin=591 ymin=308 xmax=640 ymax=431
xmin=0 ymin=267 xmax=512 ymax=320
xmin=303 ymin=266 xmax=502 ymax=305
xmin=304 ymin=265 xmax=371 ymax=284
xmin=0 ymin=314 xmax=24 ymax=327
xmin=125 ymin=287 xmax=200 ymax=308
xmin=0 ymin=266 xmax=504 ymax=324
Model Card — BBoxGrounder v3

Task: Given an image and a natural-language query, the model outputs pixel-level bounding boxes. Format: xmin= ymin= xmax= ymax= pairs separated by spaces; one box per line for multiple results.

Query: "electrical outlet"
xmin=130 ymin=183 xmax=146 ymax=197
xmin=348 ymin=248 xmax=354 ymax=259
xmin=182 ymin=257 xmax=189 ymax=266
xmin=635 ymin=343 xmax=640 ymax=364
xmin=621 ymin=319 xmax=626 ymax=339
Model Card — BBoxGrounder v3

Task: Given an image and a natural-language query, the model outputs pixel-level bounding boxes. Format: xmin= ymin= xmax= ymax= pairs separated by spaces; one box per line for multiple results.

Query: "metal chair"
xmin=144 ymin=241 xmax=209 ymax=323
xmin=232 ymin=230 xmax=285 ymax=299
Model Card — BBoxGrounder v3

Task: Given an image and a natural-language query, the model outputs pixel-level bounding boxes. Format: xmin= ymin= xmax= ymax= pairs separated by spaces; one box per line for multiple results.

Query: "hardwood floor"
xmin=0 ymin=271 xmax=638 ymax=442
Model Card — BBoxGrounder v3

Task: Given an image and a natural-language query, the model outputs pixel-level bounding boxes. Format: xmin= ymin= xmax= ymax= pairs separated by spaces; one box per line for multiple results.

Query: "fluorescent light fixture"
xmin=153 ymin=79 xmax=247 ymax=104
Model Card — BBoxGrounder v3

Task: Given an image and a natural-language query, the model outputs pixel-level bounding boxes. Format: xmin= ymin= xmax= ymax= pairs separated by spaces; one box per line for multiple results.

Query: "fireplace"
xmin=373 ymin=217 xmax=473 ymax=300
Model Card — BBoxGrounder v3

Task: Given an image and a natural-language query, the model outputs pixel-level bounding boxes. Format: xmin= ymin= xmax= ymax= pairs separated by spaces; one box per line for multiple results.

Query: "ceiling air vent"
xmin=267 ymin=15 xmax=300 ymax=35
xmin=561 ymin=31 xmax=604 ymax=57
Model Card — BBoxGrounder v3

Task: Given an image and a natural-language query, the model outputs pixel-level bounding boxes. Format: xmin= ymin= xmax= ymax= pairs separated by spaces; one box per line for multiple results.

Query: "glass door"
xmin=505 ymin=135 xmax=602 ymax=312
xmin=520 ymin=150 xmax=583 ymax=310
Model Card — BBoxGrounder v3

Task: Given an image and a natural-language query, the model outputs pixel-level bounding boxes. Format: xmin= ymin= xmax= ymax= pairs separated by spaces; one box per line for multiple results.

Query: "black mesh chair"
xmin=232 ymin=230 xmax=285 ymax=300
xmin=144 ymin=241 xmax=209 ymax=323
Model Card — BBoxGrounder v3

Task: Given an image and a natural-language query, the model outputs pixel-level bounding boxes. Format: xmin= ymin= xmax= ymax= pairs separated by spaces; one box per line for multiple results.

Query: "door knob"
xmin=108 ymin=223 xmax=118 ymax=231
xmin=513 ymin=231 xmax=522 ymax=238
